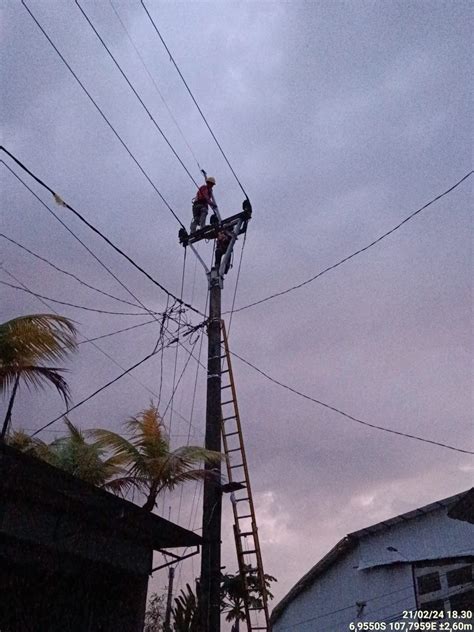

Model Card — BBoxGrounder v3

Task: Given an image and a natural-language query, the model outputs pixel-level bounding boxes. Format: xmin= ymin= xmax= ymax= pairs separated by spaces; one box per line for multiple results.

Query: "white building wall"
xmin=273 ymin=506 xmax=474 ymax=632
xmin=273 ymin=545 xmax=416 ymax=632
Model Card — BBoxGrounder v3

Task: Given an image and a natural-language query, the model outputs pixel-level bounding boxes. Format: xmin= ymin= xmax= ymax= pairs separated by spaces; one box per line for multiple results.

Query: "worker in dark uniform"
xmin=215 ymin=227 xmax=233 ymax=274
xmin=190 ymin=176 xmax=217 ymax=233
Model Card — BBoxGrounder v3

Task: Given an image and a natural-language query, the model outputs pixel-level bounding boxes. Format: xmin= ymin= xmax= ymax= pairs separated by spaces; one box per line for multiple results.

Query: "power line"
xmin=19 ymin=0 xmax=186 ymax=229
xmin=75 ymin=0 xmax=199 ymax=187
xmin=107 ymin=0 xmax=203 ymax=173
xmin=31 ymin=345 xmax=165 ymax=437
xmin=229 ymin=171 xmax=474 ymax=315
xmin=77 ymin=319 xmax=157 ymax=345
xmin=3 ymin=270 xmax=191 ymax=424
xmin=230 ymin=350 xmax=474 ymax=455
xmin=1 ymin=146 xmax=204 ymax=317
xmin=140 ymin=0 xmax=249 ymax=199
xmin=227 ymin=231 xmax=247 ymax=336
xmin=0 ymin=276 xmax=152 ymax=317
xmin=2 ymin=160 xmax=156 ymax=313
xmin=1 ymin=232 xmax=145 ymax=310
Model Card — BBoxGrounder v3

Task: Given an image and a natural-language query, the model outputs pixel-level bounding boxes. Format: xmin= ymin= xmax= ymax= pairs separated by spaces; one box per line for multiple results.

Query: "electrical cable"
xmin=0 ymin=276 xmax=152 ymax=317
xmin=176 ymin=284 xmax=210 ymax=524
xmin=5 ymin=266 xmax=206 ymax=439
xmin=166 ymin=248 xmax=188 ymax=437
xmin=5 ymin=272 xmax=188 ymax=412
xmin=230 ymin=351 xmax=474 ymax=455
xmin=108 ymin=0 xmax=203 ymax=174
xmin=229 ymin=170 xmax=474 ymax=315
xmin=77 ymin=319 xmax=157 ymax=345
xmin=156 ymin=297 xmax=171 ymax=408
xmin=1 ymin=147 xmax=204 ymax=316
xmin=75 ymin=0 xmax=199 ymax=187
xmin=140 ymin=0 xmax=249 ymax=199
xmin=227 ymin=231 xmax=247 ymax=336
xmin=19 ymin=1 xmax=186 ymax=230
xmin=0 ymin=232 xmax=144 ymax=310
xmin=31 ymin=344 xmax=165 ymax=437
xmin=2 ymin=160 xmax=158 ymax=314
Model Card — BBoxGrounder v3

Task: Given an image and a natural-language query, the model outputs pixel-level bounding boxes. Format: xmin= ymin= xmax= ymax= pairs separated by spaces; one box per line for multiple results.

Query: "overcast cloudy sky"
xmin=1 ymin=0 xmax=472 ymax=618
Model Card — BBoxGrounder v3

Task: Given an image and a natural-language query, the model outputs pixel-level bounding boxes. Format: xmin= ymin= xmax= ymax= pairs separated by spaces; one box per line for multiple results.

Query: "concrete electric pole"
xmin=178 ymin=199 xmax=251 ymax=632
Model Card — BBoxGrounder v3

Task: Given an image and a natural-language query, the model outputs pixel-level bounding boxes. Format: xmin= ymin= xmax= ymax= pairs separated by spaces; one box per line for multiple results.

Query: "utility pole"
xmin=200 ymin=267 xmax=222 ymax=631
xmin=164 ymin=565 xmax=175 ymax=632
xmin=178 ymin=199 xmax=251 ymax=632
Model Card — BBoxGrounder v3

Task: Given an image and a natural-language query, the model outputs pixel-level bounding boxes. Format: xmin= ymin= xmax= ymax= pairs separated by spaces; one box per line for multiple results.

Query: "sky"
xmin=1 ymin=0 xmax=473 ymax=623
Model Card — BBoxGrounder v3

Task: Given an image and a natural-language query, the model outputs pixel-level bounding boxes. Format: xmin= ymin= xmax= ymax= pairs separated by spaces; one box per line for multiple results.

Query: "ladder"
xmin=220 ymin=321 xmax=271 ymax=632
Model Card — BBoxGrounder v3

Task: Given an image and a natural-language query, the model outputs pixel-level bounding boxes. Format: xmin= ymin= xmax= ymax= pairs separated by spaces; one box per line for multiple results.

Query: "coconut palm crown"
xmin=0 ymin=314 xmax=78 ymax=439
xmin=92 ymin=404 xmax=222 ymax=512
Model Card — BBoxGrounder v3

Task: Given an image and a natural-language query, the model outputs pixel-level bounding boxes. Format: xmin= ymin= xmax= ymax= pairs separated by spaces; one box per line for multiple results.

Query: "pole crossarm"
xmin=179 ymin=202 xmax=252 ymax=248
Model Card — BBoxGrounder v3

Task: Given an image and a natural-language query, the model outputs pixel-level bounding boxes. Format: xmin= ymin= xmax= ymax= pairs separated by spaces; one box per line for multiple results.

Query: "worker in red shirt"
xmin=190 ymin=176 xmax=217 ymax=233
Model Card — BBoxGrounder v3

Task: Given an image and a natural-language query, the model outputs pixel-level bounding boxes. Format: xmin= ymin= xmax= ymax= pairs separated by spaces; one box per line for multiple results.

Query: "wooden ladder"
xmin=220 ymin=321 xmax=270 ymax=631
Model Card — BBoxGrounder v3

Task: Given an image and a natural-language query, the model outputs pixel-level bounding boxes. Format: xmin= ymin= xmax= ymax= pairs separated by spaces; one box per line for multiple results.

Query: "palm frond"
xmin=0 ymin=314 xmax=77 ymax=365
xmin=0 ymin=365 xmax=71 ymax=405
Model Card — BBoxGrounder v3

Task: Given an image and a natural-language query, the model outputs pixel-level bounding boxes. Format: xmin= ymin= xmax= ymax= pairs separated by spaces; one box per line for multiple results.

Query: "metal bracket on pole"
xmin=189 ymin=242 xmax=210 ymax=275
xmin=151 ymin=546 xmax=200 ymax=573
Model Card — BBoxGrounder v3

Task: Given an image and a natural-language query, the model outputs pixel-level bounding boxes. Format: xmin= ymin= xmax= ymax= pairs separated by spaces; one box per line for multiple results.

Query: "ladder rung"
xmin=226 ymin=448 xmax=241 ymax=453
xmin=222 ymin=400 xmax=235 ymax=406
xmin=222 ymin=415 xmax=236 ymax=422
xmin=222 ymin=369 xmax=230 ymax=374
xmin=239 ymin=531 xmax=255 ymax=537
xmin=221 ymin=384 xmax=232 ymax=390
xmin=234 ymin=497 xmax=250 ymax=503
xmin=224 ymin=431 xmax=239 ymax=437
xmin=242 ymin=550 xmax=257 ymax=555
xmin=237 ymin=515 xmax=252 ymax=520
xmin=229 ymin=463 xmax=244 ymax=469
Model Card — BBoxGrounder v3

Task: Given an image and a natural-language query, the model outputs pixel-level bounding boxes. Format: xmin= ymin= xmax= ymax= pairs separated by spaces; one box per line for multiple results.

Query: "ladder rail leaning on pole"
xmin=220 ymin=322 xmax=271 ymax=631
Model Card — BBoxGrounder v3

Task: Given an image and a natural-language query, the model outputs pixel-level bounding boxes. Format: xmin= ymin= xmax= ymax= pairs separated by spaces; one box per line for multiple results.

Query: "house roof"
xmin=0 ymin=442 xmax=201 ymax=550
xmin=271 ymin=489 xmax=471 ymax=625
xmin=448 ymin=487 xmax=474 ymax=524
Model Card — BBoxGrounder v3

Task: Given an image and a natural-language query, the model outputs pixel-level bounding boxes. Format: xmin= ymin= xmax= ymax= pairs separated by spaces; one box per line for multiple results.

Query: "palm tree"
xmin=220 ymin=566 xmax=276 ymax=632
xmin=92 ymin=404 xmax=222 ymax=511
xmin=0 ymin=314 xmax=77 ymax=439
xmin=7 ymin=420 xmax=126 ymax=488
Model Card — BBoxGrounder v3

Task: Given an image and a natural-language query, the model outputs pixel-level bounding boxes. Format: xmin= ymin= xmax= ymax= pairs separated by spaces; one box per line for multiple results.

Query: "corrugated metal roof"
xmin=271 ymin=489 xmax=471 ymax=625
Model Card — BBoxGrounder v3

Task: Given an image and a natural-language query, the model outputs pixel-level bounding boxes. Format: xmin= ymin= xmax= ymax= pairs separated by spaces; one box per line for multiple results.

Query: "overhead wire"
xmin=0 ymin=232 xmax=145 ymax=310
xmin=9 ymin=274 xmax=185 ymax=410
xmin=227 ymin=231 xmax=247 ymax=336
xmin=28 ymin=308 xmax=205 ymax=438
xmin=107 ymin=0 xmax=203 ymax=173
xmin=166 ymin=248 xmax=188 ymax=437
xmin=0 ymin=277 xmax=153 ymax=317
xmin=229 ymin=170 xmax=474 ymax=315
xmin=230 ymin=350 xmax=474 ymax=455
xmin=1 ymin=147 xmax=204 ymax=316
xmin=2 ymin=160 xmax=158 ymax=315
xmin=31 ymin=344 xmax=165 ymax=437
xmin=19 ymin=0 xmax=186 ymax=230
xmin=140 ymin=0 xmax=249 ymax=199
xmin=75 ymin=0 xmax=199 ymax=187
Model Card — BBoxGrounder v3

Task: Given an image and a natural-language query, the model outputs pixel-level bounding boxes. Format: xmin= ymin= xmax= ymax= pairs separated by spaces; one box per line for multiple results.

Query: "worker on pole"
xmin=215 ymin=227 xmax=233 ymax=274
xmin=190 ymin=176 xmax=217 ymax=233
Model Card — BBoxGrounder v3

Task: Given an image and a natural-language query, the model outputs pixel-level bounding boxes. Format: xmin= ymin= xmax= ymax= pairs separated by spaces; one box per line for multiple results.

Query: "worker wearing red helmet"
xmin=190 ymin=176 xmax=217 ymax=233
